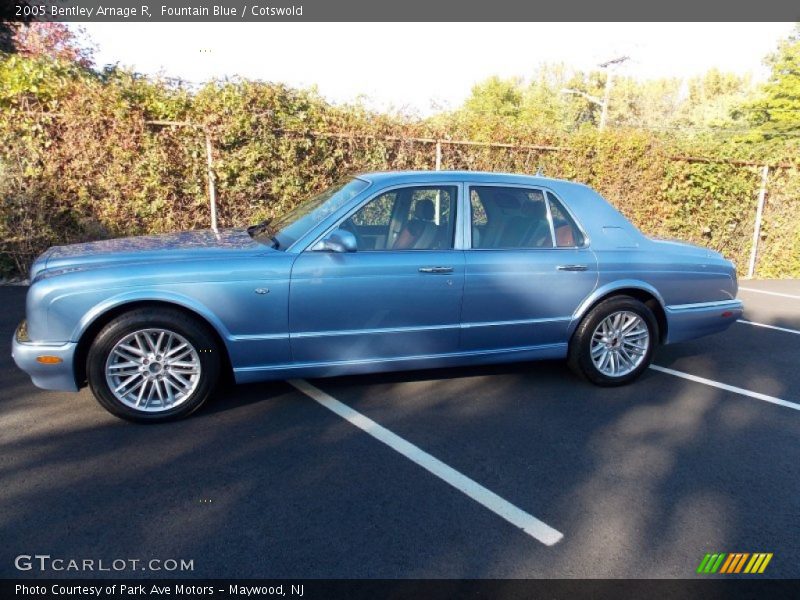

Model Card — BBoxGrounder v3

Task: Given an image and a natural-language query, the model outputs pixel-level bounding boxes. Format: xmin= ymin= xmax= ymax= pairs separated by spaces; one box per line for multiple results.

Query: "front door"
xmin=460 ymin=184 xmax=598 ymax=351
xmin=289 ymin=184 xmax=465 ymax=365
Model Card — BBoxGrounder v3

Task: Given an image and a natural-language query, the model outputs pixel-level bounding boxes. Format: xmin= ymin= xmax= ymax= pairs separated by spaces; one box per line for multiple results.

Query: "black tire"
xmin=86 ymin=307 xmax=221 ymax=423
xmin=567 ymin=296 xmax=658 ymax=386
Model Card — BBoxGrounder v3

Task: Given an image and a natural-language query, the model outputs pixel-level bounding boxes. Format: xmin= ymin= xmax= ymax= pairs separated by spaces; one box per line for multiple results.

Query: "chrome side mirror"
xmin=312 ymin=228 xmax=357 ymax=253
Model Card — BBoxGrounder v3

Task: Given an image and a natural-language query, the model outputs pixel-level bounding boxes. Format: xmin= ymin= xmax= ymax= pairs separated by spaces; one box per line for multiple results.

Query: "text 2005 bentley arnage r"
xmin=13 ymin=171 xmax=742 ymax=422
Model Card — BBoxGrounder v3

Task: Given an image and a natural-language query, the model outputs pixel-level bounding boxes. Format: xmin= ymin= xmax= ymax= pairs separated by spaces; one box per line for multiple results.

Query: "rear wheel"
xmin=86 ymin=308 xmax=220 ymax=422
xmin=567 ymin=296 xmax=657 ymax=386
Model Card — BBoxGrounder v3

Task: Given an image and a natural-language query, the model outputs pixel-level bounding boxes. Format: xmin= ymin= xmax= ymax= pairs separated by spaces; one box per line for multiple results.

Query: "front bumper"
xmin=11 ymin=323 xmax=79 ymax=392
xmin=664 ymin=299 xmax=743 ymax=345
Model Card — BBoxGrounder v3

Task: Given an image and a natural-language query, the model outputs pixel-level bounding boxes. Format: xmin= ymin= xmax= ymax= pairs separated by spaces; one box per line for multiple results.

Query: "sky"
xmin=79 ymin=22 xmax=795 ymax=115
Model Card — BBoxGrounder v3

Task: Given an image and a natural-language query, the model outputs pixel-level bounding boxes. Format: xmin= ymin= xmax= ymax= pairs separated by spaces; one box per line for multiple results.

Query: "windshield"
xmin=250 ymin=178 xmax=369 ymax=250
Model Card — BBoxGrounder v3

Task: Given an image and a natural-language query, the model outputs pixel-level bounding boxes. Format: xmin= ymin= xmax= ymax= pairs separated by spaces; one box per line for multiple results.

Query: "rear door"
xmin=460 ymin=184 xmax=598 ymax=352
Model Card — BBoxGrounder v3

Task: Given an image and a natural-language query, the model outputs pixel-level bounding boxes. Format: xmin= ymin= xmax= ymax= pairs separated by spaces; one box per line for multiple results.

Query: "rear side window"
xmin=470 ymin=186 xmax=553 ymax=249
xmin=546 ymin=192 xmax=584 ymax=247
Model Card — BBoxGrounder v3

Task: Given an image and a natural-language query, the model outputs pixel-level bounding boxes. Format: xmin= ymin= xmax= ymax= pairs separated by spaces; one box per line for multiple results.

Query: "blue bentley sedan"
xmin=12 ymin=171 xmax=743 ymax=421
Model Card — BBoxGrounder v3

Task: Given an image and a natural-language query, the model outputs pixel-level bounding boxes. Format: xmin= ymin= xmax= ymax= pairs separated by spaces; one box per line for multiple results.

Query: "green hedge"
xmin=1 ymin=55 xmax=798 ymax=278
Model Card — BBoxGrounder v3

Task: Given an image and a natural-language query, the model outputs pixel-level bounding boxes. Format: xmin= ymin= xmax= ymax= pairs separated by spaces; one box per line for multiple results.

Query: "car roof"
xmin=355 ymin=170 xmax=587 ymax=189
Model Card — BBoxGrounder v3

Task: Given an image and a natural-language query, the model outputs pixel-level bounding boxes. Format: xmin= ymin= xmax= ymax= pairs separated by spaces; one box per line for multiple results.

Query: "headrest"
xmin=414 ymin=198 xmax=435 ymax=221
xmin=521 ymin=198 xmax=545 ymax=217
xmin=492 ymin=191 xmax=521 ymax=210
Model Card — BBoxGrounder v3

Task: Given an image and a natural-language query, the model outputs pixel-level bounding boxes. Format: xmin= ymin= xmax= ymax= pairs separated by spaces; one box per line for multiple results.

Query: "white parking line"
xmin=289 ymin=378 xmax=564 ymax=546
xmin=737 ymin=319 xmax=800 ymax=336
xmin=739 ymin=287 xmax=800 ymax=300
xmin=649 ymin=365 xmax=800 ymax=412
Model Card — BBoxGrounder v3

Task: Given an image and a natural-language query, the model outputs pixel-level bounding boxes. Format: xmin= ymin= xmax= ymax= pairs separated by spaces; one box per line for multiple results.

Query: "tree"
xmin=456 ymin=68 xmax=602 ymax=135
xmin=736 ymin=24 xmax=800 ymax=139
xmin=7 ymin=22 xmax=94 ymax=68
xmin=463 ymin=76 xmax=524 ymax=119
xmin=687 ymin=70 xmax=750 ymax=123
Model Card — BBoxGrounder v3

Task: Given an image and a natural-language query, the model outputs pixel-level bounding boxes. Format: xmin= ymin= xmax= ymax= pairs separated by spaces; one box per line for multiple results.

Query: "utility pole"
xmin=598 ymin=55 xmax=629 ymax=131
xmin=561 ymin=55 xmax=629 ymax=131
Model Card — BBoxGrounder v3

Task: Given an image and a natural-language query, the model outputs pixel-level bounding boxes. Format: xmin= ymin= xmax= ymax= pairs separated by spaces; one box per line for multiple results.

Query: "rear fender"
xmin=568 ymin=280 xmax=666 ymax=337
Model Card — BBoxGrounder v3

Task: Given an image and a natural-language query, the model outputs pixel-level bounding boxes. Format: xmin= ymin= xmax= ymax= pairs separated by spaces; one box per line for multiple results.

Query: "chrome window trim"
xmin=543 ymin=192 xmax=558 ymax=249
xmin=456 ymin=181 xmax=469 ymax=251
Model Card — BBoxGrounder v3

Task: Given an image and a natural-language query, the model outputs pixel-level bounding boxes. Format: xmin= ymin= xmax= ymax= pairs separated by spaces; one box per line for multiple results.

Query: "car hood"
xmin=31 ymin=228 xmax=264 ymax=280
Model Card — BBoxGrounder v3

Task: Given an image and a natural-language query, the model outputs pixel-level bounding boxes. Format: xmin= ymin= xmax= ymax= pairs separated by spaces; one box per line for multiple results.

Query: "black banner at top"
xmin=2 ymin=0 xmax=800 ymax=22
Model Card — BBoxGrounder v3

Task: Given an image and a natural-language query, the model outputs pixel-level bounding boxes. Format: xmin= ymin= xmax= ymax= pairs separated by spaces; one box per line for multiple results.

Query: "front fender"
xmin=70 ymin=290 xmax=233 ymax=344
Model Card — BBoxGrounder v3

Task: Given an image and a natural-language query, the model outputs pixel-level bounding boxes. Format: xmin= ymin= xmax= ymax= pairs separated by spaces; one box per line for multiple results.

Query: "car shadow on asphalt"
xmin=2 ymin=284 xmax=799 ymax=577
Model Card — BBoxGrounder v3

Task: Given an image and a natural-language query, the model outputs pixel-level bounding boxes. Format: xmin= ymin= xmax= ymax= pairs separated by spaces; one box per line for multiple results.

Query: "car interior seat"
xmin=554 ymin=221 xmax=576 ymax=246
xmin=518 ymin=197 xmax=552 ymax=247
xmin=393 ymin=199 xmax=438 ymax=250
xmin=479 ymin=191 xmax=519 ymax=248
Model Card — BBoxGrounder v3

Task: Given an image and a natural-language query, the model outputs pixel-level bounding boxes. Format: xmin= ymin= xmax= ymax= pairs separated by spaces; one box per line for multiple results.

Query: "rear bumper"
xmin=664 ymin=299 xmax=743 ymax=345
xmin=11 ymin=325 xmax=79 ymax=392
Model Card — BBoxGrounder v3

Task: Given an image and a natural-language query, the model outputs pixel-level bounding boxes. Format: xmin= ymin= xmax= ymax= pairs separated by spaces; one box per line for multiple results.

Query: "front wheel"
xmin=86 ymin=308 xmax=221 ymax=422
xmin=567 ymin=296 xmax=658 ymax=386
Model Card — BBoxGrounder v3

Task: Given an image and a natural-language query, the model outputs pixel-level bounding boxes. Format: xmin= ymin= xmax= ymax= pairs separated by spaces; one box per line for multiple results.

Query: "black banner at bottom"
xmin=3 ymin=579 xmax=800 ymax=600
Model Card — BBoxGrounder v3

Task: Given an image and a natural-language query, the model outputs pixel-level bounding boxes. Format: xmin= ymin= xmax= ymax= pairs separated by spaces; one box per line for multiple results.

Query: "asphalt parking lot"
xmin=1 ymin=281 xmax=798 ymax=579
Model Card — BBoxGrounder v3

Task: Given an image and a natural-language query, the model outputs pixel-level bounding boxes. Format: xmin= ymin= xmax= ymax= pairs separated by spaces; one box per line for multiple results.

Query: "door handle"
xmin=557 ymin=264 xmax=588 ymax=272
xmin=419 ymin=266 xmax=454 ymax=274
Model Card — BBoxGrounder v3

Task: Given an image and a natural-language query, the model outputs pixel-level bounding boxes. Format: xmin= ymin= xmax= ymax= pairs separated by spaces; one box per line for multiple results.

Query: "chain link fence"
xmin=2 ymin=114 xmax=799 ymax=279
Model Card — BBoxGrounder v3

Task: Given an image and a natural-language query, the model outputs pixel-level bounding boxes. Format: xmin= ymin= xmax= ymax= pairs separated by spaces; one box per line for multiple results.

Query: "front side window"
xmin=351 ymin=192 xmax=396 ymax=228
xmin=340 ymin=185 xmax=457 ymax=251
xmin=470 ymin=186 xmax=554 ymax=249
